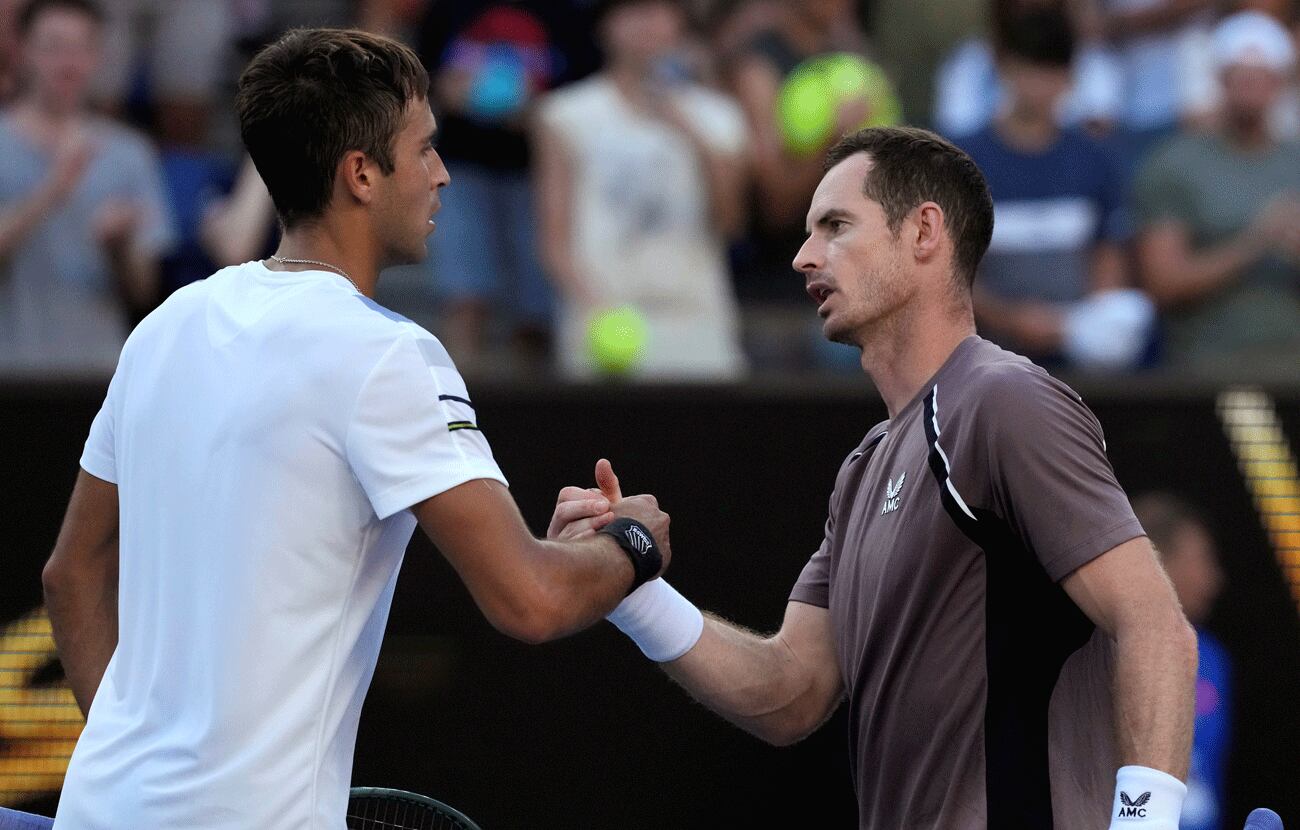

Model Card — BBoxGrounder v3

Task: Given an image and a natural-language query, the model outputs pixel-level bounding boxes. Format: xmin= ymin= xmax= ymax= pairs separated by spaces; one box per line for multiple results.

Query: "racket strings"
xmin=347 ymin=794 xmax=470 ymax=830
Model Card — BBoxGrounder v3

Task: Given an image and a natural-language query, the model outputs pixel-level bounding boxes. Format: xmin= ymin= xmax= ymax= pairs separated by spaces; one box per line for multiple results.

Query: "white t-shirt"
xmin=55 ymin=261 xmax=505 ymax=830
xmin=537 ymin=76 xmax=749 ymax=380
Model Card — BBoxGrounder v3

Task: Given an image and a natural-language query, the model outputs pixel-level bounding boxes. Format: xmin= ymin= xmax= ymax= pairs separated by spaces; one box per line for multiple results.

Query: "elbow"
xmin=486 ymin=572 xmax=570 ymax=646
xmin=42 ymin=554 xmax=72 ymax=601
xmin=752 ymin=707 xmax=825 ymax=747
xmin=1136 ymin=267 xmax=1185 ymax=309
xmin=498 ymin=605 xmax=565 ymax=646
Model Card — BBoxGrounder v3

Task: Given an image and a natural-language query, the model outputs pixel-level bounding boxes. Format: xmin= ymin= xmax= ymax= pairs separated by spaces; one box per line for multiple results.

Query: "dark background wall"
xmin=2 ymin=380 xmax=1297 ymax=828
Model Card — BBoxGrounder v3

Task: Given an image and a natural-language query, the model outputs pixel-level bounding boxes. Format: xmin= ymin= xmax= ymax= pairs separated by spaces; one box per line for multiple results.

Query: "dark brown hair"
xmin=236 ymin=28 xmax=430 ymax=228
xmin=17 ymin=0 xmax=103 ymax=35
xmin=824 ymin=126 xmax=994 ymax=286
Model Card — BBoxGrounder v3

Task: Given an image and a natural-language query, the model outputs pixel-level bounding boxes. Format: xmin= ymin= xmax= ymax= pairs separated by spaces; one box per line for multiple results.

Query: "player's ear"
xmin=911 ymin=201 xmax=945 ymax=265
xmin=338 ymin=150 xmax=375 ymax=206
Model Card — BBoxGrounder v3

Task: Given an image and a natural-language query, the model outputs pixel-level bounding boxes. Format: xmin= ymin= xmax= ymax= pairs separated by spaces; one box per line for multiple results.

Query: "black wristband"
xmin=598 ymin=517 xmax=662 ymax=594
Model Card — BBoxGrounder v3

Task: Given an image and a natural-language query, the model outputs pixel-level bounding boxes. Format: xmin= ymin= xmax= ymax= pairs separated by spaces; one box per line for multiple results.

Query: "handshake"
xmin=545 ymin=458 xmax=704 ymax=664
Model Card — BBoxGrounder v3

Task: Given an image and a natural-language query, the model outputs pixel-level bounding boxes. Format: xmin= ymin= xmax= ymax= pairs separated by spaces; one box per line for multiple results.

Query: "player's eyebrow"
xmin=806 ymin=208 xmax=853 ymax=236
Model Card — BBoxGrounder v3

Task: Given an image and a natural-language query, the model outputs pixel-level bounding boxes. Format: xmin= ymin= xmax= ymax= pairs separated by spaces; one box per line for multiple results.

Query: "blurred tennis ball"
xmin=587 ymin=306 xmax=648 ymax=374
xmin=777 ymin=53 xmax=902 ymax=157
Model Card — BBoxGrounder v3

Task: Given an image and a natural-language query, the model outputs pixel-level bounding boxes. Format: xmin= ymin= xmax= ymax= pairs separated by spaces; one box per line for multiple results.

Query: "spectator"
xmin=0 ymin=0 xmax=175 ymax=375
xmin=92 ymin=0 xmax=233 ymax=148
xmin=533 ymin=0 xmax=749 ymax=380
xmin=729 ymin=0 xmax=876 ymax=300
xmin=933 ymin=0 xmax=1128 ymax=139
xmin=960 ymin=5 xmax=1152 ymax=370
xmin=416 ymin=0 xmax=599 ymax=372
xmin=1132 ymin=11 xmax=1300 ymax=373
xmin=1098 ymin=0 xmax=1216 ymax=151
xmin=1133 ymin=493 xmax=1230 ymax=830
xmin=1179 ymin=0 xmax=1300 ymax=140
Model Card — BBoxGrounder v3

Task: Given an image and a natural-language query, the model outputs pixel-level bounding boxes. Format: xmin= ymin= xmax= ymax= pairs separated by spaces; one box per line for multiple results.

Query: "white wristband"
xmin=1109 ymin=765 xmax=1187 ymax=829
xmin=606 ymin=578 xmax=703 ymax=663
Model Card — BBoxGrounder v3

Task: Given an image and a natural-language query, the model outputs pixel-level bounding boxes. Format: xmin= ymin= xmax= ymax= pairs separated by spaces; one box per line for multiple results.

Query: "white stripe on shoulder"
xmin=930 ymin=384 xmax=977 ymax=521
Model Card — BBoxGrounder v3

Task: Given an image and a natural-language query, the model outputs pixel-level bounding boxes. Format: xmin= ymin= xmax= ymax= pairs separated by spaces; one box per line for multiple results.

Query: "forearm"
xmin=1112 ymin=614 xmax=1197 ymax=778
xmin=754 ymin=151 xmax=825 ymax=230
xmin=45 ymin=554 xmax=119 ymax=715
xmin=517 ymin=536 xmax=636 ymax=642
xmin=1090 ymin=243 xmax=1127 ymax=292
xmin=108 ymin=247 xmax=158 ymax=312
xmin=0 ymin=187 xmax=60 ymax=259
xmin=539 ymin=241 xmax=595 ymax=308
xmin=1143 ymin=234 xmax=1262 ymax=307
xmin=679 ymin=131 xmax=744 ymax=239
xmin=663 ymin=614 xmax=836 ymax=746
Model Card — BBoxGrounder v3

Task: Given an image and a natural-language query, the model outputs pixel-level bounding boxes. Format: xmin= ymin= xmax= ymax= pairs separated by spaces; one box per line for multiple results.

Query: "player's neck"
xmin=858 ymin=303 xmax=976 ymax=419
xmin=274 ymin=220 xmax=379 ymax=297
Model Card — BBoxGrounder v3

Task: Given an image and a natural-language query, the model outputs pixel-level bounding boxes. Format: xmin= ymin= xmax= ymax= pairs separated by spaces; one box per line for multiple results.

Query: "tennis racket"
xmin=347 ymin=786 xmax=483 ymax=830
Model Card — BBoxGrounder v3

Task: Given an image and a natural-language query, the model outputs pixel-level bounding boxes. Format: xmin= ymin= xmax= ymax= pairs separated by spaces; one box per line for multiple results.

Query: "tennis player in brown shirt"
xmin=550 ymin=126 xmax=1196 ymax=830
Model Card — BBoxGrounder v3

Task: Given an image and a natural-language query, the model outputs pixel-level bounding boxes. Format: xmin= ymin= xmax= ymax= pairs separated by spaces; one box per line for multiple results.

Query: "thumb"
xmin=594 ymin=458 xmax=622 ymax=502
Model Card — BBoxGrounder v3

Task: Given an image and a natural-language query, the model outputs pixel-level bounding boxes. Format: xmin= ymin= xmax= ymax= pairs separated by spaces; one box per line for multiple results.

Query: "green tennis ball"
xmin=777 ymin=53 xmax=902 ymax=157
xmin=587 ymin=306 xmax=648 ymax=373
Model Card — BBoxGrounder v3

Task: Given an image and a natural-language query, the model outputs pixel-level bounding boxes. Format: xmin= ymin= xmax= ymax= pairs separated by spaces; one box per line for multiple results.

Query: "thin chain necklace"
xmin=269 ymin=254 xmax=361 ymax=294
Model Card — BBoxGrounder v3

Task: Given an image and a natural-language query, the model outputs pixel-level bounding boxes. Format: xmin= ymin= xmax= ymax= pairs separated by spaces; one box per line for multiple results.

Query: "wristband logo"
xmin=1117 ymin=791 xmax=1152 ymax=819
xmin=624 ymin=525 xmax=653 ymax=556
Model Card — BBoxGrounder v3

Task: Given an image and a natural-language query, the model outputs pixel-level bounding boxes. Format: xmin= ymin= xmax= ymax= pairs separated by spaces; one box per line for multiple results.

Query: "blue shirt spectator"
xmin=962 ymin=126 xmax=1129 ymax=305
xmin=956 ymin=5 xmax=1151 ymax=370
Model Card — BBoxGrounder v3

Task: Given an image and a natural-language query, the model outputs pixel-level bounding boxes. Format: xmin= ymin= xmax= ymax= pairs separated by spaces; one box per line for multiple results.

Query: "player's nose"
xmin=793 ymin=234 xmax=822 ymax=274
xmin=430 ymin=151 xmax=450 ymax=190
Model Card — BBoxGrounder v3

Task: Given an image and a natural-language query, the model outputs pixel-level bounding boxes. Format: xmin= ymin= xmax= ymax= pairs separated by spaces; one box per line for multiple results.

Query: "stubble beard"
xmin=824 ymin=260 xmax=909 ymax=350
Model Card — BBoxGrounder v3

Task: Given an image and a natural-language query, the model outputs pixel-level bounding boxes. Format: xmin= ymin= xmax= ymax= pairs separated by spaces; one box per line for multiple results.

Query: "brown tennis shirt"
xmin=791 ymin=336 xmax=1144 ymax=829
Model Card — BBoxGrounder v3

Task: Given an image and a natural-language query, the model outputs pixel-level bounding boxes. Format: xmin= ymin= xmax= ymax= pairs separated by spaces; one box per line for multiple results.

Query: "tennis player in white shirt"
xmin=41 ymin=28 xmax=669 ymax=830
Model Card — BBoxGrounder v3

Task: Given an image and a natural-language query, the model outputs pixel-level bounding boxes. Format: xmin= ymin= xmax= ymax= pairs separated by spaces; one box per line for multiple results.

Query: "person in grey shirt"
xmin=1133 ymin=11 xmax=1300 ymax=374
xmin=554 ymin=127 xmax=1197 ymax=829
xmin=0 ymin=0 xmax=175 ymax=375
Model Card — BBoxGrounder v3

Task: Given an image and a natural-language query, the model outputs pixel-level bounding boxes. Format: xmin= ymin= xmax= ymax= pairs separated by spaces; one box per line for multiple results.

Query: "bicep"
xmin=49 ymin=470 xmax=119 ymax=571
xmin=412 ymin=478 xmax=534 ymax=594
xmin=776 ymin=601 xmax=842 ymax=705
xmin=1060 ymin=536 xmax=1177 ymax=637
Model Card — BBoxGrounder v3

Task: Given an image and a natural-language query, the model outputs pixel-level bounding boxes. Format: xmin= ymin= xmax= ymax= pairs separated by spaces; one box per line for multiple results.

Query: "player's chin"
xmin=387 ymin=238 xmax=431 ymax=269
xmin=820 ymin=314 xmax=847 ymax=342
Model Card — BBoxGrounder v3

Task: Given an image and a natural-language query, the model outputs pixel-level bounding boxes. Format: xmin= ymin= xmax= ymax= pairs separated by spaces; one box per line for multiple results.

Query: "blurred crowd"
xmin=0 ymin=0 xmax=1298 ymax=380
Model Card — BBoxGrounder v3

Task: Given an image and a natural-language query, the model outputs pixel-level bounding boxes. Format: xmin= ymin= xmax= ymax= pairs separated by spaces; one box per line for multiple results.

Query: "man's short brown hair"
xmin=235 ymin=28 xmax=430 ymax=229
xmin=824 ymin=126 xmax=994 ymax=286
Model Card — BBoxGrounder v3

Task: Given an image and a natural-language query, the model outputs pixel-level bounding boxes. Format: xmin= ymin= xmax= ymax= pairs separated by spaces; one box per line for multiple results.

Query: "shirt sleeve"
xmin=346 ymin=332 xmax=507 ymax=520
xmin=790 ymin=438 xmax=873 ymax=608
xmin=80 ymin=367 xmax=123 ymax=483
xmin=790 ymin=510 xmax=833 ymax=609
xmin=979 ymin=368 xmax=1145 ymax=582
